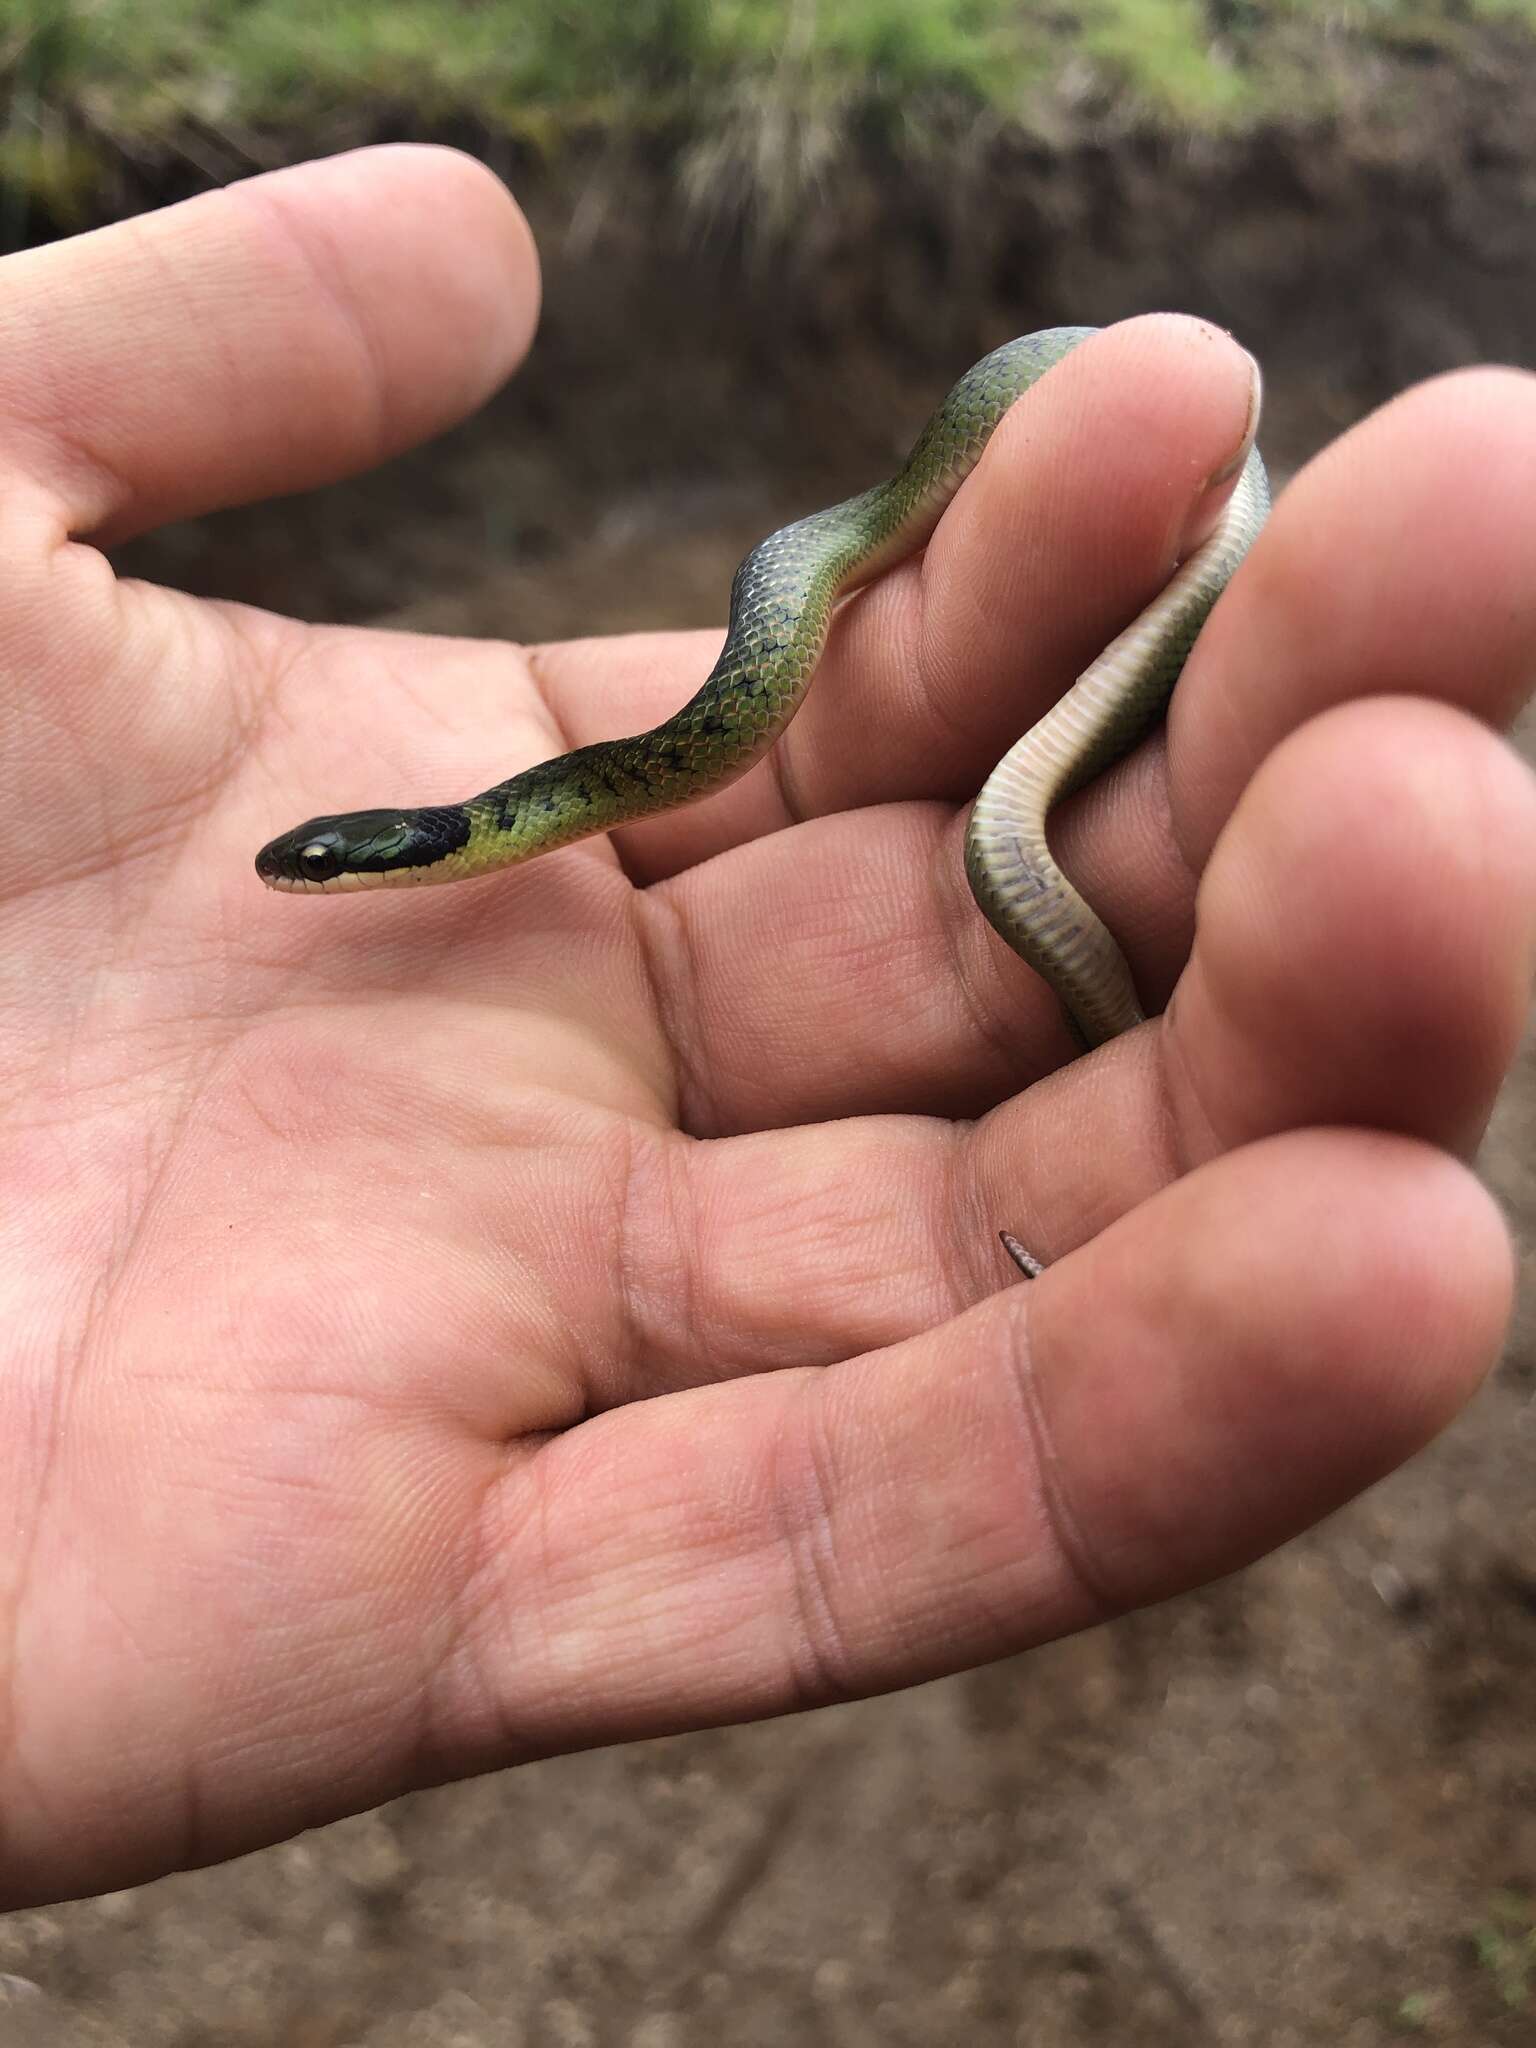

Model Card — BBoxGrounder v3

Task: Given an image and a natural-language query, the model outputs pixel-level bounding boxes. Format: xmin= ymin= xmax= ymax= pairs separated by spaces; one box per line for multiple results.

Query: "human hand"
xmin=1 ymin=145 xmax=1530 ymax=1906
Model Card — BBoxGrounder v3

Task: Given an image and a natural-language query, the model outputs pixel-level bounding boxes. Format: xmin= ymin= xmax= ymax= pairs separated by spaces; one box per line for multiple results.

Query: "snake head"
xmin=255 ymin=807 xmax=470 ymax=891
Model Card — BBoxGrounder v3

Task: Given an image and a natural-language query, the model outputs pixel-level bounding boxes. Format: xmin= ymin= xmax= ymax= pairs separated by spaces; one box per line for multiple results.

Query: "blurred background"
xmin=2 ymin=2 xmax=1533 ymax=2042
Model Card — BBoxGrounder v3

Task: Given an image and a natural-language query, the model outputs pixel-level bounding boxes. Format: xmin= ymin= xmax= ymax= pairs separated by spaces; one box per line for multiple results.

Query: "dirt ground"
xmin=3 ymin=98 xmax=1534 ymax=2047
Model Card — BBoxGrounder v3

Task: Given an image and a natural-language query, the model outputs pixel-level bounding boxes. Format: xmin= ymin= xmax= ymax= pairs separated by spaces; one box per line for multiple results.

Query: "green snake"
xmin=257 ymin=327 xmax=1269 ymax=1264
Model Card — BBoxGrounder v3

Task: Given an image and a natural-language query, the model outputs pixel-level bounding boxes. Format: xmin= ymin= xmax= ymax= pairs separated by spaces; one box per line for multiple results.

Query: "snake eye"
xmin=298 ymin=838 xmax=342 ymax=881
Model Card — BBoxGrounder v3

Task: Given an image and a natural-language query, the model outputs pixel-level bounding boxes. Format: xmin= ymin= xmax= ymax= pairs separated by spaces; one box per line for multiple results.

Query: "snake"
xmin=256 ymin=326 xmax=1270 ymax=1272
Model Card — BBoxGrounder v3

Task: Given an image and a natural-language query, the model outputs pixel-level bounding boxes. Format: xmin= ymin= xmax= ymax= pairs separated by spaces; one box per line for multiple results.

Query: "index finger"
xmin=523 ymin=314 xmax=1259 ymax=883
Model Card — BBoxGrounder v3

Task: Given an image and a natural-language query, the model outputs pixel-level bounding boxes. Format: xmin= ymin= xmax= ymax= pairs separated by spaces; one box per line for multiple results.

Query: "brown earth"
xmin=3 ymin=87 xmax=1534 ymax=2048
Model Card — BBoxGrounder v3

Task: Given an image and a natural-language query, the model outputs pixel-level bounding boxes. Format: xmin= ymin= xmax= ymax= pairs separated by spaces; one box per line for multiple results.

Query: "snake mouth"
xmin=257 ymin=867 xmax=397 ymax=895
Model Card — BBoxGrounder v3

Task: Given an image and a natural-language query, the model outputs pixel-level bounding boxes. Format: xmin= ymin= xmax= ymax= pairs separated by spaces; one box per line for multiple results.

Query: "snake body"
xmin=257 ymin=326 xmax=1269 ymax=1057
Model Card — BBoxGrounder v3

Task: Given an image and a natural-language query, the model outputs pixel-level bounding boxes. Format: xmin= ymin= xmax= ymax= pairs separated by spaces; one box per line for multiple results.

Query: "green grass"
xmin=3 ymin=0 xmax=1535 ymax=222
xmin=1388 ymin=1891 xmax=1536 ymax=2032
xmin=1472 ymin=1889 xmax=1536 ymax=2011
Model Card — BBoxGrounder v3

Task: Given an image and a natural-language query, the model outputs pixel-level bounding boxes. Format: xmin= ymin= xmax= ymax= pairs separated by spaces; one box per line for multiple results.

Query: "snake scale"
xmin=257 ymin=326 xmax=1270 ymax=1269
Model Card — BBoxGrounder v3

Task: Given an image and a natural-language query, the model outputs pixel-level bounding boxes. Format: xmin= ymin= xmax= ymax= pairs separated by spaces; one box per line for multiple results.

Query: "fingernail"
xmin=1207 ymin=347 xmax=1263 ymax=487
xmin=1179 ymin=346 xmax=1263 ymax=552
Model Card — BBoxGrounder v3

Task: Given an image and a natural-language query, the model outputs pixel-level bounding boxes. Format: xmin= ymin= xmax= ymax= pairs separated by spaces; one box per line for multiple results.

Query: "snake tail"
xmin=964 ymin=438 xmax=1269 ymax=1046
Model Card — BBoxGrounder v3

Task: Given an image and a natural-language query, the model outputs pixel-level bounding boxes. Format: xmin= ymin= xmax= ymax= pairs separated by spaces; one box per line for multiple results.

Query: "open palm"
xmin=2 ymin=146 xmax=1531 ymax=1907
